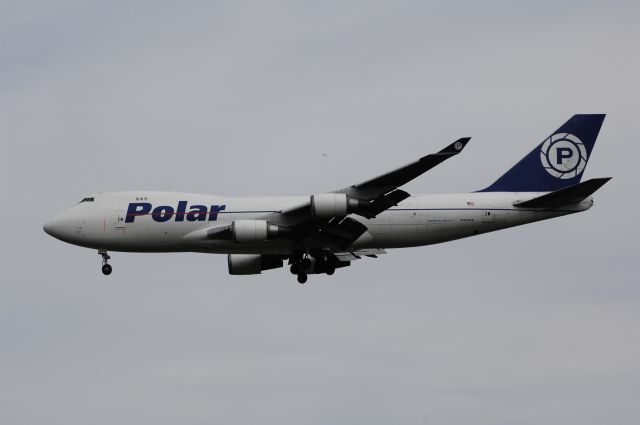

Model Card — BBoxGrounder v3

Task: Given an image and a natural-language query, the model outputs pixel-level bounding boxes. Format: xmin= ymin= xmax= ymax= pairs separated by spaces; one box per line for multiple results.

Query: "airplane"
xmin=43 ymin=114 xmax=610 ymax=284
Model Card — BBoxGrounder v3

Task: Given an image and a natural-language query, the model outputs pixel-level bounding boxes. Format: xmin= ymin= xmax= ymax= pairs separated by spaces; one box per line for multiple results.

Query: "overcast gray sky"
xmin=1 ymin=1 xmax=640 ymax=424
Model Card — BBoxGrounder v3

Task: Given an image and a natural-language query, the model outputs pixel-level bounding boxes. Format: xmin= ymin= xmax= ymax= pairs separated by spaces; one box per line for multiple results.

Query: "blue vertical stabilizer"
xmin=480 ymin=114 xmax=605 ymax=192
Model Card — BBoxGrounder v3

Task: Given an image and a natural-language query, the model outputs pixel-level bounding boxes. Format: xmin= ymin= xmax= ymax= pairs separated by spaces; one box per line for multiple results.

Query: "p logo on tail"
xmin=481 ymin=114 xmax=605 ymax=192
xmin=540 ymin=133 xmax=588 ymax=179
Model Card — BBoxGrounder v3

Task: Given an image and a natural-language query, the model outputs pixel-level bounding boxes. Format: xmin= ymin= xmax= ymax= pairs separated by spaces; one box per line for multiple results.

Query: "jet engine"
xmin=231 ymin=220 xmax=282 ymax=242
xmin=310 ymin=193 xmax=364 ymax=217
xmin=227 ymin=254 xmax=283 ymax=275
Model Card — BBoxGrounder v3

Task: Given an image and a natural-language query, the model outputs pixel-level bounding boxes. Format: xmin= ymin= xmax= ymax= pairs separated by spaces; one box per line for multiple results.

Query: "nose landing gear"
xmin=99 ymin=250 xmax=112 ymax=275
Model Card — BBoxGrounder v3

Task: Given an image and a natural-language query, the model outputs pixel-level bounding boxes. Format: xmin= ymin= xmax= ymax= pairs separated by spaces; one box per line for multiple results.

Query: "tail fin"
xmin=480 ymin=114 xmax=605 ymax=192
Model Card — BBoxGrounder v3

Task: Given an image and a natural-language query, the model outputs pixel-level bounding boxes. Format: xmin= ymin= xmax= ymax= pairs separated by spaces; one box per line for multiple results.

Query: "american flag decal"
xmin=467 ymin=201 xmax=475 ymax=206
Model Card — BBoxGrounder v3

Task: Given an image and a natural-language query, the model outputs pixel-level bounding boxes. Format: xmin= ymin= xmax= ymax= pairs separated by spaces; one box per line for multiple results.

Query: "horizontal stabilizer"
xmin=514 ymin=177 xmax=611 ymax=208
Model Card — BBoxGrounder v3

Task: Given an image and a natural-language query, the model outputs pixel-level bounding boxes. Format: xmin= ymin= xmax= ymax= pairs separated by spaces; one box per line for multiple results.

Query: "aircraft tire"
xmin=101 ymin=264 xmax=112 ymax=275
xmin=297 ymin=273 xmax=307 ymax=284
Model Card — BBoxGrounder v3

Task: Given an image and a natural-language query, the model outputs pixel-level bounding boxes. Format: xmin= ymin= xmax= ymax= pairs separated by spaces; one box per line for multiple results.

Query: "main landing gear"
xmin=99 ymin=250 xmax=112 ymax=275
xmin=289 ymin=248 xmax=306 ymax=284
xmin=289 ymin=249 xmax=336 ymax=284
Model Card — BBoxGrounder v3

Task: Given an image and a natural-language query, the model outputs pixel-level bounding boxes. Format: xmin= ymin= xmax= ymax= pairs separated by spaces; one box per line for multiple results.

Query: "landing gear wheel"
xmin=99 ymin=249 xmax=112 ymax=276
xmin=325 ymin=266 xmax=335 ymax=276
xmin=290 ymin=264 xmax=300 ymax=275
xmin=301 ymin=258 xmax=312 ymax=269
xmin=297 ymin=273 xmax=308 ymax=284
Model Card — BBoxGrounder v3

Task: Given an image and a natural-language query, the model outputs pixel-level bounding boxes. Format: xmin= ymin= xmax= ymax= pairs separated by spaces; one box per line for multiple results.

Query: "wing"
xmin=340 ymin=137 xmax=471 ymax=201
xmin=273 ymin=137 xmax=470 ymax=221
xmin=264 ymin=137 xmax=471 ymax=249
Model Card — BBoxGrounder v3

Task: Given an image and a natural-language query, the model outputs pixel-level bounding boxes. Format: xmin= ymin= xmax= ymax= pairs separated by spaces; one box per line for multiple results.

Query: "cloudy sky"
xmin=2 ymin=1 xmax=639 ymax=424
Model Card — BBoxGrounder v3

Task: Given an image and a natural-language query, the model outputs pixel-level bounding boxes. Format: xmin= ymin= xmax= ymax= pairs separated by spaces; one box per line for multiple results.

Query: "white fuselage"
xmin=44 ymin=191 xmax=592 ymax=254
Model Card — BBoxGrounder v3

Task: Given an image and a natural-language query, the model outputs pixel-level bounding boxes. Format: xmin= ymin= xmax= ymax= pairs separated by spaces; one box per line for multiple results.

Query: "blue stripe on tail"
xmin=480 ymin=114 xmax=605 ymax=192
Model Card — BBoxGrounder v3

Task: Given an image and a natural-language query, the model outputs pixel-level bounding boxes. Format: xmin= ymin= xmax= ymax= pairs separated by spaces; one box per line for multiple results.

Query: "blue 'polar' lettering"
xmin=125 ymin=202 xmax=226 ymax=223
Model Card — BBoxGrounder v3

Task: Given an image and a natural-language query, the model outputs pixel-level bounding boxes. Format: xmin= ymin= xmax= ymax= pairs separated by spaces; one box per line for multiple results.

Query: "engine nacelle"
xmin=231 ymin=220 xmax=281 ymax=242
xmin=311 ymin=193 xmax=363 ymax=217
xmin=227 ymin=254 xmax=283 ymax=275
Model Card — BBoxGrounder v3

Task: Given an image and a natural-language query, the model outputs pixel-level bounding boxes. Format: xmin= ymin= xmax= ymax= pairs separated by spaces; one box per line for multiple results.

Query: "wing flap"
xmin=333 ymin=249 xmax=387 ymax=262
xmin=360 ymin=189 xmax=411 ymax=218
xmin=293 ymin=216 xmax=368 ymax=250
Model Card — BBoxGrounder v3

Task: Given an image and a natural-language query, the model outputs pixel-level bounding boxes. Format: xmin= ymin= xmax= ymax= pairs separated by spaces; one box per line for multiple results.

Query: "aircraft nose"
xmin=43 ymin=220 xmax=53 ymax=236
xmin=43 ymin=216 xmax=63 ymax=239
xmin=43 ymin=210 xmax=78 ymax=242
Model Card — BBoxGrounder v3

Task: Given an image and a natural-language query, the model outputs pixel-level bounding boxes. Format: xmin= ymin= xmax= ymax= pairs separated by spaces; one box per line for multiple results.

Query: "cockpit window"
xmin=79 ymin=197 xmax=95 ymax=203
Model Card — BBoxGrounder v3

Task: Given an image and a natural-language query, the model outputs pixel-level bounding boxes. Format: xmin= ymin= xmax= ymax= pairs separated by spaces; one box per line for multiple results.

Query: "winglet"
xmin=434 ymin=137 xmax=471 ymax=157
